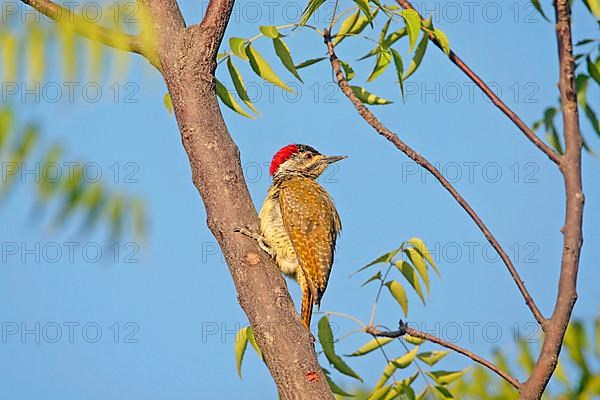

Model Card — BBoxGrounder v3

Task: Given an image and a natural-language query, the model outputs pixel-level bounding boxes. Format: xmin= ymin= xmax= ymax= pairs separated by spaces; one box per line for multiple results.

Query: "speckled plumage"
xmin=259 ymin=145 xmax=343 ymax=329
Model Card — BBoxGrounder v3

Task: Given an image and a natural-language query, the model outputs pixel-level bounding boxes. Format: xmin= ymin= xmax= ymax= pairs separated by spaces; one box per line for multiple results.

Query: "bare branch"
xmin=394 ymin=0 xmax=561 ymax=165
xmin=520 ymin=1 xmax=585 ymax=398
xmin=367 ymin=322 xmax=521 ymax=390
xmin=198 ymin=0 xmax=235 ymax=62
xmin=20 ymin=0 xmax=160 ymax=68
xmin=324 ymin=30 xmax=547 ymax=328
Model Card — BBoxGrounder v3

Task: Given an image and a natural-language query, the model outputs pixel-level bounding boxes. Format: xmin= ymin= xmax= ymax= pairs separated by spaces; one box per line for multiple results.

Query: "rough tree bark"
xmin=135 ymin=1 xmax=334 ymax=398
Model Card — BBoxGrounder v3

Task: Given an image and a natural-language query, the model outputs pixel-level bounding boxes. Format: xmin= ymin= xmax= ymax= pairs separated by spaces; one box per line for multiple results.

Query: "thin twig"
xmin=323 ymin=30 xmax=547 ymax=329
xmin=20 ymin=0 xmax=160 ymax=68
xmin=520 ymin=1 xmax=585 ymax=398
xmin=394 ymin=0 xmax=561 ymax=165
xmin=367 ymin=322 xmax=521 ymax=390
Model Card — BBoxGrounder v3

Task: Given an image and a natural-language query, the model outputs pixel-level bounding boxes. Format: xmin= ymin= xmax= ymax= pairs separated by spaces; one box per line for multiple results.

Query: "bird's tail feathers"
xmin=301 ymin=290 xmax=315 ymax=330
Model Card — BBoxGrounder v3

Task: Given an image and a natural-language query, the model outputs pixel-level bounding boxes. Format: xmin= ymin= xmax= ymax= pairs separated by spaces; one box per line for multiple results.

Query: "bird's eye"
xmin=304 ymin=153 xmax=313 ymax=159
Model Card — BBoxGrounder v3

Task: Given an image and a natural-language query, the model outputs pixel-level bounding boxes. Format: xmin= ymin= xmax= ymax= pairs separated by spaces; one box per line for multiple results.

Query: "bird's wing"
xmin=279 ymin=178 xmax=341 ymax=304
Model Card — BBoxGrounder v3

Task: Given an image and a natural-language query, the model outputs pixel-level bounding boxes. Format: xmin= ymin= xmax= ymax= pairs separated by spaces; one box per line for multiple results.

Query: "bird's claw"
xmin=234 ymin=226 xmax=276 ymax=259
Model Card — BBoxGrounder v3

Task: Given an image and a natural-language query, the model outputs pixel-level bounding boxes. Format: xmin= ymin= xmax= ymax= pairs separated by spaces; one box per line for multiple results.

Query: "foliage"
xmin=213 ymin=0 xmax=599 ymax=156
xmin=0 ymin=2 xmax=150 ymax=84
xmin=0 ymin=105 xmax=145 ymax=241
xmin=234 ymin=238 xmax=473 ymax=399
xmin=215 ymin=1 xmax=449 ymax=118
xmin=452 ymin=318 xmax=600 ymax=399
xmin=531 ymin=33 xmax=600 ymax=155
xmin=0 ymin=3 xmax=148 ymax=241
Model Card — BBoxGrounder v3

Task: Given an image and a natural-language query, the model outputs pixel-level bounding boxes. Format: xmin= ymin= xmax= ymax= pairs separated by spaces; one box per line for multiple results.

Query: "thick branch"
xmin=394 ymin=0 xmax=561 ymax=165
xmin=520 ymin=1 xmax=584 ymax=399
xmin=367 ymin=322 xmax=520 ymax=390
xmin=324 ymin=30 xmax=546 ymax=328
xmin=137 ymin=0 xmax=333 ymax=398
xmin=20 ymin=0 xmax=160 ymax=68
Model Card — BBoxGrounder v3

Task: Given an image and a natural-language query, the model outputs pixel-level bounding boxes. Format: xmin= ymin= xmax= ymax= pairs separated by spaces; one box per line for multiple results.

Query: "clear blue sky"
xmin=1 ymin=0 xmax=598 ymax=398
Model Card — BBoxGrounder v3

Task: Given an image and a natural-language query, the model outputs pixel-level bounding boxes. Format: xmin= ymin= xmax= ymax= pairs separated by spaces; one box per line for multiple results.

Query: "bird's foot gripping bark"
xmin=234 ymin=226 xmax=276 ymax=259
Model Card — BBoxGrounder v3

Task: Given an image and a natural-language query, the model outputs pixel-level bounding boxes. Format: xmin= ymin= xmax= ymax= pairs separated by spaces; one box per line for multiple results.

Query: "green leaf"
xmin=353 ymin=248 xmax=400 ymax=275
xmin=576 ymin=74 xmax=600 ymax=140
xmin=79 ymin=184 xmax=104 ymax=231
xmin=517 ymin=341 xmax=535 ymax=374
xmin=361 ymin=270 xmax=382 ymax=287
xmin=404 ymin=247 xmax=430 ymax=294
xmin=318 ymin=316 xmax=362 ymax=381
xmin=229 ymin=37 xmax=248 ymax=60
xmin=396 ymin=260 xmax=425 ymax=304
xmin=379 ymin=18 xmax=392 ymax=44
xmin=334 ymin=11 xmax=360 ymax=46
xmin=587 ymin=56 xmax=600 ymax=85
xmin=132 ymin=198 xmax=146 ymax=239
xmin=353 ymin=0 xmax=373 ymax=22
xmin=259 ymin=25 xmax=280 ymax=38
xmin=392 ymin=345 xmax=419 ymax=368
xmin=428 ymin=370 xmax=467 ymax=385
xmin=351 ymin=86 xmax=393 ymax=105
xmin=300 ymin=0 xmax=326 ymax=25
xmin=554 ymin=358 xmax=570 ymax=388
xmin=416 ymin=388 xmax=430 ymax=400
xmin=404 ymin=334 xmax=425 ymax=345
xmin=595 ymin=318 xmax=600 ymax=358
xmin=541 ymin=107 xmax=563 ymax=154
xmin=434 ymin=29 xmax=450 ymax=55
xmin=564 ymin=321 xmax=589 ymax=373
xmin=409 ymin=237 xmax=439 ymax=276
xmin=434 ymin=386 xmax=454 ymax=398
xmin=108 ymin=195 xmax=125 ymax=239
xmin=163 ymin=93 xmax=173 ymax=116
xmin=324 ymin=371 xmax=355 ymax=397
xmin=357 ymin=46 xmax=380 ymax=61
xmin=530 ymin=0 xmax=550 ymax=21
xmin=227 ymin=58 xmax=258 ymax=114
xmin=401 ymin=9 xmax=421 ymax=52
xmin=296 ymin=57 xmax=327 ymax=69
xmin=0 ymin=107 xmax=13 ymax=151
xmin=385 ymin=280 xmax=408 ymax=316
xmin=390 ymin=48 xmax=405 ymax=99
xmin=384 ymin=28 xmax=407 ymax=48
xmin=367 ymin=50 xmax=392 ymax=82
xmin=347 ymin=337 xmax=394 ymax=356
xmin=350 ymin=10 xmax=377 ymax=35
xmin=246 ymin=326 xmax=263 ymax=359
xmin=400 ymin=372 xmax=419 ymax=387
xmin=583 ymin=0 xmax=600 ymax=18
xmin=234 ymin=327 xmax=249 ymax=378
xmin=403 ymin=34 xmax=429 ymax=80
xmin=215 ymin=79 xmax=254 ymax=119
xmin=374 ymin=346 xmax=419 ymax=390
xmin=340 ymin=60 xmax=356 ymax=81
xmin=2 ymin=125 xmax=38 ymax=195
xmin=273 ymin=38 xmax=302 ymax=82
xmin=38 ymin=145 xmax=63 ymax=200
xmin=368 ymin=385 xmax=392 ymax=400
xmin=418 ymin=351 xmax=449 ymax=366
xmin=391 ymin=384 xmax=416 ymax=400
xmin=245 ymin=44 xmax=294 ymax=92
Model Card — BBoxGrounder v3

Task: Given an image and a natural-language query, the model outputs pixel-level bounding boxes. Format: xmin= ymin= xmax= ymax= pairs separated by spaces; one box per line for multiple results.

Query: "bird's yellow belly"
xmin=259 ymin=196 xmax=299 ymax=278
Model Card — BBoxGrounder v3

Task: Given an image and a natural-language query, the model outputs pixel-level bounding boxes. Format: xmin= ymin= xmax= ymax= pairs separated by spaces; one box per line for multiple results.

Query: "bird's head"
xmin=269 ymin=144 xmax=347 ymax=180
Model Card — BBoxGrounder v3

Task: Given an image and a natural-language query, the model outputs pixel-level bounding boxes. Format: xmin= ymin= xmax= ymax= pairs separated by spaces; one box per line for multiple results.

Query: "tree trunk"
xmin=137 ymin=1 xmax=335 ymax=398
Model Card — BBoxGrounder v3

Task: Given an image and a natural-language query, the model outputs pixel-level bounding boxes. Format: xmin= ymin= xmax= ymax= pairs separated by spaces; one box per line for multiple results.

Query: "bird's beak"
xmin=321 ymin=155 xmax=348 ymax=164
